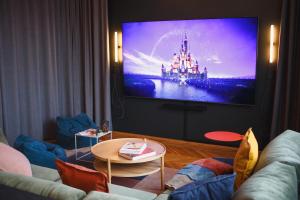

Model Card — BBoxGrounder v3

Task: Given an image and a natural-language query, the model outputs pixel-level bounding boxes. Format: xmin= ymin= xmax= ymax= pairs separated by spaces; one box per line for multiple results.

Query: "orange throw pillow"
xmin=55 ymin=159 xmax=108 ymax=193
xmin=233 ymin=128 xmax=258 ymax=190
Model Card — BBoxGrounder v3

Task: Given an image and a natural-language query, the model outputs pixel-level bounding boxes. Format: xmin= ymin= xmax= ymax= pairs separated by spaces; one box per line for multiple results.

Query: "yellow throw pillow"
xmin=233 ymin=128 xmax=258 ymax=190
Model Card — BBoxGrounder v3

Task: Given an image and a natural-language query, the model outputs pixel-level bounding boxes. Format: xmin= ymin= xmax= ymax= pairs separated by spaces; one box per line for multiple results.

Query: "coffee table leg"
xmin=75 ymin=135 xmax=78 ymax=160
xmin=161 ymin=156 xmax=165 ymax=190
xmin=107 ymin=159 xmax=111 ymax=183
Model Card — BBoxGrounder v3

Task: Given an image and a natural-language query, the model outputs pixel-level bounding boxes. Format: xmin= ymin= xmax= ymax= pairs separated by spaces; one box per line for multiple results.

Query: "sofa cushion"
xmin=254 ymin=129 xmax=300 ymax=181
xmin=0 ymin=184 xmax=52 ymax=200
xmin=0 ymin=171 xmax=86 ymax=200
xmin=56 ymin=159 xmax=109 ymax=193
xmin=31 ymin=164 xmax=61 ymax=182
xmin=0 ymin=128 xmax=8 ymax=144
xmin=233 ymin=161 xmax=297 ymax=200
xmin=0 ymin=143 xmax=32 ymax=176
xmin=155 ymin=190 xmax=172 ymax=200
xmin=84 ymin=191 xmax=139 ymax=200
xmin=168 ymin=173 xmax=235 ymax=200
xmin=109 ymin=183 xmax=157 ymax=200
xmin=233 ymin=128 xmax=258 ymax=189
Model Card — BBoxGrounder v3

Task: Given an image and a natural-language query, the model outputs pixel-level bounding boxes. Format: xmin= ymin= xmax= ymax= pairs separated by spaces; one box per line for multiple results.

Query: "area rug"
xmin=65 ymin=147 xmax=178 ymax=194
xmin=133 ymin=167 xmax=178 ymax=194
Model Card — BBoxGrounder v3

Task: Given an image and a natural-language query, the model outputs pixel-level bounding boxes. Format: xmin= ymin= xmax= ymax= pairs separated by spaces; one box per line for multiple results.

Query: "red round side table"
xmin=204 ymin=131 xmax=243 ymax=142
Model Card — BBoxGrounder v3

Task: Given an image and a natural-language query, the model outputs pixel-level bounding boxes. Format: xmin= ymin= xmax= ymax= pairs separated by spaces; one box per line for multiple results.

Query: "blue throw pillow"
xmin=169 ymin=173 xmax=235 ymax=200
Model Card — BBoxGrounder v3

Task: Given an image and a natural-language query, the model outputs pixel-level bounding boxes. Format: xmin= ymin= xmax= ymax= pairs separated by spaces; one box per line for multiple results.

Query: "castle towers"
xmin=181 ymin=33 xmax=188 ymax=55
xmin=161 ymin=33 xmax=206 ymax=79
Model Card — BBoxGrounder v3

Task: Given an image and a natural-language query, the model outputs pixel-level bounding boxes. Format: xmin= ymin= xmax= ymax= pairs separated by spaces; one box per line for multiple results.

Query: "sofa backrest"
xmin=233 ymin=161 xmax=297 ymax=200
xmin=84 ymin=191 xmax=140 ymax=200
xmin=0 ymin=128 xmax=8 ymax=145
xmin=0 ymin=171 xmax=86 ymax=200
xmin=232 ymin=130 xmax=300 ymax=200
xmin=0 ymin=183 xmax=52 ymax=200
xmin=254 ymin=129 xmax=300 ymax=181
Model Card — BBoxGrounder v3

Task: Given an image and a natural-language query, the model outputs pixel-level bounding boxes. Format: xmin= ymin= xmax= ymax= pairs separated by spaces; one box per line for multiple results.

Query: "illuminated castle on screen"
xmin=161 ymin=33 xmax=208 ymax=85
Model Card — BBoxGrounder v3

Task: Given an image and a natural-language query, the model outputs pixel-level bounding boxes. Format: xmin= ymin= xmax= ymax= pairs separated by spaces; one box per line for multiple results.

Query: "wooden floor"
xmin=111 ymin=131 xmax=238 ymax=169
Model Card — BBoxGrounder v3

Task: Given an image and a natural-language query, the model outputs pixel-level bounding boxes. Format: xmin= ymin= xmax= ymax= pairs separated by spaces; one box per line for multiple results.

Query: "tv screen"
xmin=122 ymin=17 xmax=258 ymax=105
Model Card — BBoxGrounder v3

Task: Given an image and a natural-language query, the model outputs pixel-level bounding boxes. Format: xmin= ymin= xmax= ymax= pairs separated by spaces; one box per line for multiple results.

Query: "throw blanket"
xmin=166 ymin=158 xmax=233 ymax=190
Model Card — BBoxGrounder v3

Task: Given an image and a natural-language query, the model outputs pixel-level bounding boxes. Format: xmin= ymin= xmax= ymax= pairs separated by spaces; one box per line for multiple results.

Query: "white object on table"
xmin=75 ymin=131 xmax=112 ymax=162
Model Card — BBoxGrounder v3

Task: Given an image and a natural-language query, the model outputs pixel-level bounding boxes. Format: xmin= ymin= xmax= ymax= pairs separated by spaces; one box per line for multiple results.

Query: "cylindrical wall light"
xmin=114 ymin=32 xmax=118 ymax=63
xmin=114 ymin=31 xmax=122 ymax=63
xmin=269 ymin=25 xmax=276 ymax=64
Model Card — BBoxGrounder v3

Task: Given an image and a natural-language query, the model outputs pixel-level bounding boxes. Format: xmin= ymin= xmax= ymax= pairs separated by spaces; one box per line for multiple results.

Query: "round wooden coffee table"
xmin=91 ymin=138 xmax=166 ymax=190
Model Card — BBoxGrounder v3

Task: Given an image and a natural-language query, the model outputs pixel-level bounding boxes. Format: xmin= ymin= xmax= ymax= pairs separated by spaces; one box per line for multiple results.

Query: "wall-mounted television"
xmin=122 ymin=17 xmax=258 ymax=105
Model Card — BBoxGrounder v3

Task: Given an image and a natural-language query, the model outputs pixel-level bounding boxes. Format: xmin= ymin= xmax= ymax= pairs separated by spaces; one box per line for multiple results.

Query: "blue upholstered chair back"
xmin=56 ymin=113 xmax=98 ymax=149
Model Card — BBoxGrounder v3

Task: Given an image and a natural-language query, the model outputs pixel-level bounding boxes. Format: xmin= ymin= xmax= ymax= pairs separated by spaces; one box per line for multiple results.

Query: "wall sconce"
xmin=269 ymin=25 xmax=277 ymax=64
xmin=114 ymin=31 xmax=122 ymax=63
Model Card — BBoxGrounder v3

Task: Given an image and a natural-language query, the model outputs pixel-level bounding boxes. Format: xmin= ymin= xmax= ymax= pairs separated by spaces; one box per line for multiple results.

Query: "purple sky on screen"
xmin=122 ymin=18 xmax=258 ymax=78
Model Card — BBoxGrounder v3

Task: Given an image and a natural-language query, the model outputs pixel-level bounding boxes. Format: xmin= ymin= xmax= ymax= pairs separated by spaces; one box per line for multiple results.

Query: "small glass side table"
xmin=75 ymin=131 xmax=112 ymax=162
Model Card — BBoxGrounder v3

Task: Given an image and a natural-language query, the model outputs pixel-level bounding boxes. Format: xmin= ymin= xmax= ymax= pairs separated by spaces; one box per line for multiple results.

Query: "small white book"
xmin=78 ymin=129 xmax=97 ymax=136
xmin=119 ymin=141 xmax=147 ymax=155
xmin=119 ymin=147 xmax=156 ymax=160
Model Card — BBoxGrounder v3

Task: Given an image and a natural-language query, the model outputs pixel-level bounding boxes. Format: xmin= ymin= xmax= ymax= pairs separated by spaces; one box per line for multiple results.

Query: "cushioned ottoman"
xmin=14 ymin=135 xmax=67 ymax=169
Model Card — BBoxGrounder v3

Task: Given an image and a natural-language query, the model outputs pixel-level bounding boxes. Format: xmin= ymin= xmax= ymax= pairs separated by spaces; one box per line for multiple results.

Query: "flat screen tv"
xmin=122 ymin=17 xmax=258 ymax=105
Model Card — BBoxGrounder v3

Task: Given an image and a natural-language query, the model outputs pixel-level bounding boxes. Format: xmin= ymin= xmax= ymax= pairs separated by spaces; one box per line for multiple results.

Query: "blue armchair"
xmin=56 ymin=113 xmax=99 ymax=149
xmin=14 ymin=135 xmax=67 ymax=169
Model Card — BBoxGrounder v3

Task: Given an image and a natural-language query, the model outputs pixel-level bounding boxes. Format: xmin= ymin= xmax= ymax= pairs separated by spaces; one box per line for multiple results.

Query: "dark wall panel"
xmin=109 ymin=0 xmax=282 ymax=148
xmin=112 ymin=98 xmax=185 ymax=140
